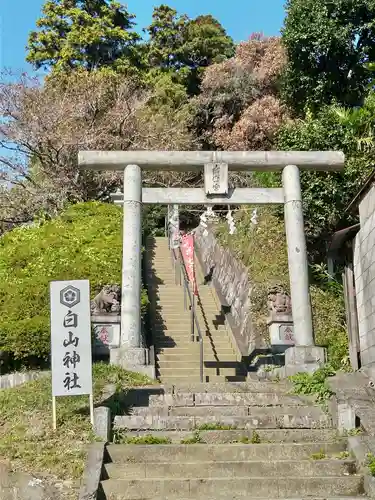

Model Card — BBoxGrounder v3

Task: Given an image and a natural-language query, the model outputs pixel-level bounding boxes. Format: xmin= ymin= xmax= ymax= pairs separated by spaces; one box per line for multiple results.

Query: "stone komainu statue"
xmin=91 ymin=285 xmax=121 ymax=314
xmin=267 ymin=284 xmax=292 ymax=315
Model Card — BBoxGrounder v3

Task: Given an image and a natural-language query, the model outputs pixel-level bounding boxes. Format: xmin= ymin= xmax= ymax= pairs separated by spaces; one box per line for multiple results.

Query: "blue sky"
xmin=0 ymin=0 xmax=286 ymax=73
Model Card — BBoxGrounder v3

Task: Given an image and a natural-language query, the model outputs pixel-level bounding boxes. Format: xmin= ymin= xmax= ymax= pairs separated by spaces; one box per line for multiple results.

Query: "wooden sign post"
xmin=50 ymin=280 xmax=94 ymax=430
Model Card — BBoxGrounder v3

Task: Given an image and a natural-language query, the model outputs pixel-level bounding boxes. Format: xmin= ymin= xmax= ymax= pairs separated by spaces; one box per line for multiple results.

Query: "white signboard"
xmin=50 ymin=280 xmax=93 ymax=398
xmin=204 ymin=162 xmax=228 ymax=195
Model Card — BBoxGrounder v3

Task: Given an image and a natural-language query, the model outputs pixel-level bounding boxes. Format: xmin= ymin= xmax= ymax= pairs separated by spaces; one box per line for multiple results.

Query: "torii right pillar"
xmin=282 ymin=164 xmax=327 ymax=375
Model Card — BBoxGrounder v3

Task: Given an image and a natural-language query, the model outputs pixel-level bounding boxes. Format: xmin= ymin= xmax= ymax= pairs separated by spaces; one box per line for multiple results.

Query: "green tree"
xmin=256 ymin=106 xmax=373 ymax=259
xmin=281 ymin=0 xmax=375 ymax=114
xmin=334 ymin=91 xmax=375 ymax=152
xmin=146 ymin=5 xmax=234 ymax=94
xmin=27 ymin=0 xmax=141 ymax=73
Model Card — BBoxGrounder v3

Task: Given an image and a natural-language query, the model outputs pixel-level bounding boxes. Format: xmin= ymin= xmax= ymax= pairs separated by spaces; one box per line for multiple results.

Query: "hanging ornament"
xmin=251 ymin=208 xmax=258 ymax=226
xmin=200 ymin=205 xmax=217 ymax=233
xmin=226 ymin=207 xmax=236 ymax=235
xmin=206 ymin=206 xmax=215 ymax=219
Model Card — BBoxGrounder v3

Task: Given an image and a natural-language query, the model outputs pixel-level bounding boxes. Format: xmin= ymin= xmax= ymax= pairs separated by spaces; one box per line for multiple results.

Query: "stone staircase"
xmin=100 ymin=239 xmax=369 ymax=499
xmin=101 ymin=381 xmax=367 ymax=499
xmin=145 ymin=236 xmax=246 ymax=383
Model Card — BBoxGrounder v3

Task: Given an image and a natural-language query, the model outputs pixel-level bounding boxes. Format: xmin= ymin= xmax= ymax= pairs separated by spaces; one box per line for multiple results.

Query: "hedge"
xmin=0 ymin=202 xmax=148 ymax=362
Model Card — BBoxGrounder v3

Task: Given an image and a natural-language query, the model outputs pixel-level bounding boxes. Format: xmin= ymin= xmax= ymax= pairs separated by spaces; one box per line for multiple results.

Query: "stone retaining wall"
xmin=195 ymin=226 xmax=263 ymax=357
xmin=0 ymin=370 xmax=49 ymax=389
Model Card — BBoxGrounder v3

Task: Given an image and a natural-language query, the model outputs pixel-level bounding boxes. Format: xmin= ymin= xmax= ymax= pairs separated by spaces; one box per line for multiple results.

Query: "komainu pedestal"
xmin=267 ymin=285 xmax=295 ymax=353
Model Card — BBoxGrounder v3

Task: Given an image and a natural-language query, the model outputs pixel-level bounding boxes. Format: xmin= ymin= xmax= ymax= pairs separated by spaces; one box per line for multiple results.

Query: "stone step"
xmin=109 ymin=428 xmax=339 ymax=444
xmin=114 ymin=409 xmax=332 ymax=430
xmin=101 ymin=475 xmax=363 ymax=499
xmin=155 ymin=330 xmax=229 ymax=338
xmin=157 ymin=367 xmax=239 ymax=377
xmin=156 ymin=345 xmax=234 ymax=353
xmin=128 ymin=404 xmax=326 ymax=419
xmin=159 ymin=376 xmax=247 ymax=383
xmin=153 ymin=323 xmax=227 ymax=331
xmin=156 ymin=353 xmax=236 ymax=360
xmin=147 ymin=392 xmax=311 ymax=407
xmin=153 ymin=309 xmax=221 ymax=315
xmin=105 ymin=459 xmax=356 ymax=480
xmin=159 ymin=381 xmax=291 ymax=393
xmin=157 ymin=352 xmax=237 ymax=361
xmin=155 ymin=342 xmax=232 ymax=350
xmin=154 ymin=329 xmax=229 ymax=336
xmin=157 ymin=360 xmax=239 ymax=369
xmin=155 ymin=347 xmax=233 ymax=355
xmin=154 ymin=317 xmax=227 ymax=325
xmin=154 ymin=334 xmax=229 ymax=342
xmin=106 ymin=442 xmax=347 ymax=463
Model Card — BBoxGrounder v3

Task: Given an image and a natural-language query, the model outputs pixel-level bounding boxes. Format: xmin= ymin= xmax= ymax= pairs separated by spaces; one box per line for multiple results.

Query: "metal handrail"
xmin=171 ymin=246 xmax=204 ymax=383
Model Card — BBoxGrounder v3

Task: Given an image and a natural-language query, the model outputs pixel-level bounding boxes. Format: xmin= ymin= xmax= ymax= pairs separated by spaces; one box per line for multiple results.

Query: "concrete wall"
xmin=354 ymin=187 xmax=375 ymax=366
xmin=195 ymin=226 xmax=265 ymax=356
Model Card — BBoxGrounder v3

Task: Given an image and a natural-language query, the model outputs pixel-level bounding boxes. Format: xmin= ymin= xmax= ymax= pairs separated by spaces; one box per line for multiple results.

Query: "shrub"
xmin=0 ymin=202 xmax=148 ymax=363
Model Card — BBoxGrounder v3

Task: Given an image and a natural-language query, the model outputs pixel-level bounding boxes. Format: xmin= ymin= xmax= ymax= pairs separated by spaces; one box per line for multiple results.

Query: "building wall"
xmin=354 ymin=187 xmax=375 ymax=366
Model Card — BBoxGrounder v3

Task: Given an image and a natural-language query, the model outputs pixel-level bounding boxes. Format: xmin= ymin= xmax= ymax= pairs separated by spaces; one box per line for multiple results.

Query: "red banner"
xmin=180 ymin=234 xmax=198 ymax=296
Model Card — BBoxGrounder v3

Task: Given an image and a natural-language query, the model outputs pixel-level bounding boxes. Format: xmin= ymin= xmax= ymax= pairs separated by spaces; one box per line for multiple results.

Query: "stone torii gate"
xmin=79 ymin=150 xmax=345 ymax=376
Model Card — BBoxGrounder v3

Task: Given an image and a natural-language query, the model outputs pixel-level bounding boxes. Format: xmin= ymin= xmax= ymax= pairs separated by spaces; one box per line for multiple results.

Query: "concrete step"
xmin=105 ymin=459 xmax=356 ymax=479
xmin=101 ymin=475 xmax=363 ymax=499
xmin=107 ymin=428 xmax=340 ymax=444
xmin=147 ymin=392 xmax=312 ymax=407
xmin=106 ymin=442 xmax=347 ymax=463
xmin=114 ymin=408 xmax=332 ymax=430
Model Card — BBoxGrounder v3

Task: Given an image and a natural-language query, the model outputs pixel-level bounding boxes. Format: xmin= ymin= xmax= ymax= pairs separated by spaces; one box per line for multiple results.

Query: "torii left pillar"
xmin=110 ymin=164 xmax=153 ymax=376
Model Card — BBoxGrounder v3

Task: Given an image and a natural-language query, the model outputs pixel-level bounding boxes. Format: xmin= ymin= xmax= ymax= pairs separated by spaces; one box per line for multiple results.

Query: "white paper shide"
xmin=50 ymin=280 xmax=93 ymax=397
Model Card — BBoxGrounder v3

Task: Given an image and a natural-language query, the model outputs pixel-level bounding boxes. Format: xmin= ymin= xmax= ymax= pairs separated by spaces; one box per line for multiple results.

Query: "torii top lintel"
xmin=78 ymin=151 xmax=345 ymax=172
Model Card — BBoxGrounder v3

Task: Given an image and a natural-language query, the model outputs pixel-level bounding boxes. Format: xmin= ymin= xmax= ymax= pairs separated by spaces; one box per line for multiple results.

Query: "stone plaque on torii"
xmin=78 ymin=150 xmax=345 ymax=376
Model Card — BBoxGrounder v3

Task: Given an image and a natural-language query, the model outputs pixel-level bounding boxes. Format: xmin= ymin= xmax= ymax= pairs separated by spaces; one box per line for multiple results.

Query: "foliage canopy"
xmin=281 ymin=0 xmax=375 ymax=114
xmin=27 ymin=0 xmax=141 ymax=73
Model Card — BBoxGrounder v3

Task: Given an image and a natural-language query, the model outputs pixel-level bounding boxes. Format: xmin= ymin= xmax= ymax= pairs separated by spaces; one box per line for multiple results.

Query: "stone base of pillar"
xmin=110 ymin=347 xmax=156 ymax=379
xmin=271 ymin=345 xmax=327 ymax=378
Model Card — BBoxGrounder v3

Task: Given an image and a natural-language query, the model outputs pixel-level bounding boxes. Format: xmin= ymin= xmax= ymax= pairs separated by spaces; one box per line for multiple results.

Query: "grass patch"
xmin=181 ymin=431 xmax=206 ymax=444
xmin=367 ymin=453 xmax=375 ymax=476
xmin=0 ymin=363 xmax=152 ymax=489
xmin=334 ymin=451 xmax=350 ymax=460
xmin=343 ymin=428 xmax=363 ymax=436
xmin=197 ymin=423 xmax=237 ymax=431
xmin=236 ymin=431 xmax=261 ymax=444
xmin=310 ymin=450 xmax=327 ymax=460
xmin=114 ymin=434 xmax=172 ymax=445
xmin=288 ymin=364 xmax=336 ymax=408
